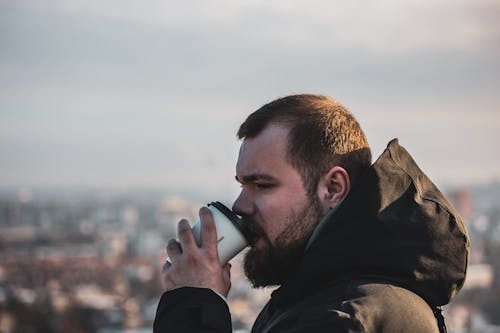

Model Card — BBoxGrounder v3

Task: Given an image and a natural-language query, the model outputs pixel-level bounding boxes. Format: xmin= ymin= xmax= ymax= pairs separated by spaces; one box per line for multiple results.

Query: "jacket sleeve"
xmin=153 ymin=287 xmax=232 ymax=333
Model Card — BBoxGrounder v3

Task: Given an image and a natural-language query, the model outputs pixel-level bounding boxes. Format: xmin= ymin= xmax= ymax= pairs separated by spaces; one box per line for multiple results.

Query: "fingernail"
xmin=178 ymin=219 xmax=190 ymax=230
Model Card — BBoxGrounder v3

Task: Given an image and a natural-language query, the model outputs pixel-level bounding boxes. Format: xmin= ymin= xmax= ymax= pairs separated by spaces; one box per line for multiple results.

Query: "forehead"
xmin=236 ymin=124 xmax=293 ymax=176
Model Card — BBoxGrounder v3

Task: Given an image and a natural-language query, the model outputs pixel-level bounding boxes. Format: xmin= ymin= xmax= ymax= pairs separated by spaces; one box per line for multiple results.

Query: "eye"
xmin=255 ymin=182 xmax=273 ymax=190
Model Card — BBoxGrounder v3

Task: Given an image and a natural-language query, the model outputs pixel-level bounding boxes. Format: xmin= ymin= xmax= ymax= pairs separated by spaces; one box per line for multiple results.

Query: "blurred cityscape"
xmin=0 ymin=182 xmax=499 ymax=333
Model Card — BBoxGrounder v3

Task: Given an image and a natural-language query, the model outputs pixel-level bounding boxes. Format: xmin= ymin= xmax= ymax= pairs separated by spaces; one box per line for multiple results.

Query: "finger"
xmin=177 ymin=219 xmax=197 ymax=252
xmin=162 ymin=259 xmax=172 ymax=273
xmin=162 ymin=270 xmax=176 ymax=291
xmin=221 ymin=263 xmax=232 ymax=296
xmin=222 ymin=263 xmax=231 ymax=281
xmin=166 ymin=238 xmax=182 ymax=260
xmin=199 ymin=207 xmax=218 ymax=251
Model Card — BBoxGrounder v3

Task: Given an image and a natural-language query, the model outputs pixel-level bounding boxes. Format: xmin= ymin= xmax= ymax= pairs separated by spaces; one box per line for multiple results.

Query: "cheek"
xmin=256 ymin=190 xmax=308 ymax=243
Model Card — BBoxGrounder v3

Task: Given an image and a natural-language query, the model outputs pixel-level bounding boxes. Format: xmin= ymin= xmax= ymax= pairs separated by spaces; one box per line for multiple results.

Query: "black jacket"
xmin=154 ymin=139 xmax=470 ymax=333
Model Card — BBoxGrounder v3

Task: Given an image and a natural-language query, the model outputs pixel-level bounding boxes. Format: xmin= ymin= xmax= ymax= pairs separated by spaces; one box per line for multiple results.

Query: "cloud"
xmin=11 ymin=0 xmax=499 ymax=54
xmin=0 ymin=0 xmax=499 ymax=189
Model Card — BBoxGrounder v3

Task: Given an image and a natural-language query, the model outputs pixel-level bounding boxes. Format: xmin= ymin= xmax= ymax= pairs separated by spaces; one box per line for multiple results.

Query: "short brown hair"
xmin=237 ymin=94 xmax=372 ymax=196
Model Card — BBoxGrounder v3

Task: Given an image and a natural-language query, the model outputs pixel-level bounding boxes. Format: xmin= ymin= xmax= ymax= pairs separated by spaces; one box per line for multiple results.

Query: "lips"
xmin=248 ymin=231 xmax=263 ymax=247
xmin=241 ymin=217 xmax=266 ymax=246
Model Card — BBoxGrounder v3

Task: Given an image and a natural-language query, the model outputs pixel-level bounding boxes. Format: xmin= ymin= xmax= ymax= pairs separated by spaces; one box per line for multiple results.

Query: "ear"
xmin=316 ymin=166 xmax=351 ymax=213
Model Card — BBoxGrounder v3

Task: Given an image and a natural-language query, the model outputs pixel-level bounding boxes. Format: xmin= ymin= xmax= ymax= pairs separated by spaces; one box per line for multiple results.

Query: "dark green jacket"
xmin=154 ymin=139 xmax=470 ymax=333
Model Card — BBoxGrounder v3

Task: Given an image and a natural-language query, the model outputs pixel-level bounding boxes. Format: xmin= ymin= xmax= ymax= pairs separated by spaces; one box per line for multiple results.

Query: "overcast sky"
xmin=1 ymin=0 xmax=499 ymax=200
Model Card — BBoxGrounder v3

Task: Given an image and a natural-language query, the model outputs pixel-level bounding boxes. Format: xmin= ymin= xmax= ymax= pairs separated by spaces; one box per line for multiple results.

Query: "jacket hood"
xmin=273 ymin=139 xmax=470 ymax=307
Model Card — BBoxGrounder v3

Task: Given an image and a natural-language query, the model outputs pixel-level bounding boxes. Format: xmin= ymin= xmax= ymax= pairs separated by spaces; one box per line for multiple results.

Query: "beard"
xmin=243 ymin=196 xmax=324 ymax=287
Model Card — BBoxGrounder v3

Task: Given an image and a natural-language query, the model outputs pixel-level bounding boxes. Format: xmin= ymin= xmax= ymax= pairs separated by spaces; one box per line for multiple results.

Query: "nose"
xmin=232 ymin=189 xmax=255 ymax=218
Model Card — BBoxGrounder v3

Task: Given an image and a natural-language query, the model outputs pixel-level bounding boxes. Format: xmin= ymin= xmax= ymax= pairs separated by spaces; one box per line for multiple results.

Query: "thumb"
xmin=222 ymin=263 xmax=232 ymax=282
xmin=220 ymin=263 xmax=232 ymax=296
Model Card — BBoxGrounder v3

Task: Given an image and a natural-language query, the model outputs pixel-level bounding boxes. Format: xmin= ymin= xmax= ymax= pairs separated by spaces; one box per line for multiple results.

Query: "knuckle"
xmin=166 ymin=239 xmax=179 ymax=250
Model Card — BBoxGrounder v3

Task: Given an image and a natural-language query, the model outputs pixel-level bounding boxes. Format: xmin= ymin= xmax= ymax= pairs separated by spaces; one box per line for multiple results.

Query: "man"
xmin=154 ymin=94 xmax=469 ymax=332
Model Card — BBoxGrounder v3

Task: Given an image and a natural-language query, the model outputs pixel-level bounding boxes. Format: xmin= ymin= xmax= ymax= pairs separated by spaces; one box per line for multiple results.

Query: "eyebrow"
xmin=235 ymin=174 xmax=277 ymax=184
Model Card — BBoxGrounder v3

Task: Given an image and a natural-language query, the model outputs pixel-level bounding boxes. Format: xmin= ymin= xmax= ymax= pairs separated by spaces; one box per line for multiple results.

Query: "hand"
xmin=162 ymin=207 xmax=232 ymax=297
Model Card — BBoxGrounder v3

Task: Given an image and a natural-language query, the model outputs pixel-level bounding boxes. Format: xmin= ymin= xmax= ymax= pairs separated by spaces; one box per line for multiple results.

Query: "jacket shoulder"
xmin=340 ymin=281 xmax=441 ymax=333
xmin=254 ymin=281 xmax=440 ymax=333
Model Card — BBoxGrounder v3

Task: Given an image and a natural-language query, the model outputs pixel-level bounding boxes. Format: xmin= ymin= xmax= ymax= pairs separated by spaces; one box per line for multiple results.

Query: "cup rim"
xmin=208 ymin=201 xmax=252 ymax=243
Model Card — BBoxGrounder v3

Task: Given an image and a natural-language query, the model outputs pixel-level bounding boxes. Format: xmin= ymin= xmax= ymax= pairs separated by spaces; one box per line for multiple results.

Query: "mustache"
xmin=241 ymin=217 xmax=268 ymax=244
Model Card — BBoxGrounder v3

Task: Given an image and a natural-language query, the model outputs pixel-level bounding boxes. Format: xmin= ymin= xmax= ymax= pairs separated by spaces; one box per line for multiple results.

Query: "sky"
xmin=1 ymin=0 xmax=499 ymax=200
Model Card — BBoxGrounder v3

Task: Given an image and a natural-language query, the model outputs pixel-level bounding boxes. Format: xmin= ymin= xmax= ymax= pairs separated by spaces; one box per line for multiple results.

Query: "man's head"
xmin=233 ymin=94 xmax=371 ymax=287
xmin=238 ymin=94 xmax=371 ymax=196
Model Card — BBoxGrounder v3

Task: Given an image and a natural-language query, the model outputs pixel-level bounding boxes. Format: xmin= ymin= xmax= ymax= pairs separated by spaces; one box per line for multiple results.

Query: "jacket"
xmin=153 ymin=139 xmax=470 ymax=333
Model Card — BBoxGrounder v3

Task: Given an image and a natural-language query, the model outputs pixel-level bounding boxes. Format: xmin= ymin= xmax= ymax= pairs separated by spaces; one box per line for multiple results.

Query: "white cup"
xmin=169 ymin=201 xmax=249 ymax=265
